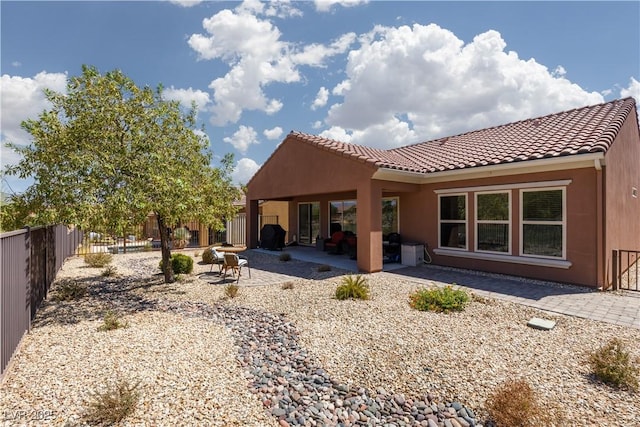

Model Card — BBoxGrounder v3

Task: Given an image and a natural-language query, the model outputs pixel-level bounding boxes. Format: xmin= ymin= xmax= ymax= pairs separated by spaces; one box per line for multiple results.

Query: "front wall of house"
xmin=603 ymin=113 xmax=640 ymax=286
xmin=396 ymin=167 xmax=600 ymax=287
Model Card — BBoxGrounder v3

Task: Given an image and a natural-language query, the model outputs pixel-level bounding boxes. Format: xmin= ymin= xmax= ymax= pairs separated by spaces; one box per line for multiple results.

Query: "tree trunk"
xmin=156 ymin=214 xmax=174 ymax=283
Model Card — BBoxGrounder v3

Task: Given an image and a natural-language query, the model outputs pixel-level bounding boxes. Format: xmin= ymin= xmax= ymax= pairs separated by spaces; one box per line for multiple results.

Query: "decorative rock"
xmin=527 ymin=317 xmax=556 ymax=330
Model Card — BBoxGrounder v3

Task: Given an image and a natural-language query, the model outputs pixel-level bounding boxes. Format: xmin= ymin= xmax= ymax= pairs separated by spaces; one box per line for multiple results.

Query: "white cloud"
xmin=11 ymin=61 xmax=21 ymax=67
xmin=311 ymin=87 xmax=329 ymax=110
xmin=232 ymin=157 xmax=261 ymax=185
xmin=621 ymin=77 xmax=640 ymax=103
xmin=188 ymin=3 xmax=354 ymax=126
xmin=323 ymin=24 xmax=604 ymax=148
xmin=163 ymin=86 xmax=211 ymax=111
xmin=263 ymin=126 xmax=283 ymax=140
xmin=168 ymin=0 xmax=202 ymax=7
xmin=314 ymin=0 xmax=369 ymax=13
xmin=223 ymin=125 xmax=259 ymax=154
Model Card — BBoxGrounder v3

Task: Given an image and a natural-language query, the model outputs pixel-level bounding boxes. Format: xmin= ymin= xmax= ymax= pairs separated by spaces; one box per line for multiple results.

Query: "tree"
xmin=4 ymin=65 xmax=240 ymax=283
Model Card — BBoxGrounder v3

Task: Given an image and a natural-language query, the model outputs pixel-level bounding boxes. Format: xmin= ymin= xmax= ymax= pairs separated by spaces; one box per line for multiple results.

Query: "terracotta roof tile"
xmin=289 ymin=97 xmax=637 ymax=174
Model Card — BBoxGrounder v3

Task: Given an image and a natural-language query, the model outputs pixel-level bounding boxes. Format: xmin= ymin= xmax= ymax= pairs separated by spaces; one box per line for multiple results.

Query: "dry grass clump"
xmin=101 ymin=265 xmax=118 ymax=277
xmin=588 ymin=338 xmax=639 ymax=391
xmin=317 ymin=264 xmax=332 ymax=272
xmin=84 ymin=252 xmax=113 ymax=268
xmin=224 ymin=283 xmax=239 ymax=298
xmin=485 ymin=379 xmax=561 ymax=426
xmin=97 ymin=311 xmax=129 ymax=332
xmin=279 ymin=252 xmax=292 ymax=262
xmin=281 ymin=281 xmax=295 ymax=290
xmin=50 ymin=279 xmax=87 ymax=301
xmin=84 ymin=378 xmax=140 ymax=425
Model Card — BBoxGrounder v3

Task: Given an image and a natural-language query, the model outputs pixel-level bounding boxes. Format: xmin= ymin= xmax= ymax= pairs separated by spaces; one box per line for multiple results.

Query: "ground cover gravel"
xmin=1 ymin=249 xmax=638 ymax=426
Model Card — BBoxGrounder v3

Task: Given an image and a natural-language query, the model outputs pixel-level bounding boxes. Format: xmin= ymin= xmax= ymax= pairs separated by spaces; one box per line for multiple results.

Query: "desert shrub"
xmin=279 ymin=252 xmax=292 ymax=262
xmin=317 ymin=264 xmax=332 ymax=272
xmin=85 ymin=252 xmax=113 ymax=268
xmin=202 ymin=246 xmax=216 ymax=264
xmin=101 ymin=265 xmax=118 ymax=277
xmin=225 ymin=284 xmax=239 ymax=298
xmin=97 ymin=311 xmax=128 ymax=332
xmin=158 ymin=253 xmax=194 ymax=274
xmin=84 ymin=378 xmax=140 ymax=425
xmin=409 ymin=285 xmax=469 ymax=313
xmin=588 ymin=338 xmax=639 ymax=391
xmin=335 ymin=275 xmax=370 ymax=300
xmin=51 ymin=279 xmax=87 ymax=301
xmin=281 ymin=281 xmax=294 ymax=290
xmin=485 ymin=378 xmax=559 ymax=426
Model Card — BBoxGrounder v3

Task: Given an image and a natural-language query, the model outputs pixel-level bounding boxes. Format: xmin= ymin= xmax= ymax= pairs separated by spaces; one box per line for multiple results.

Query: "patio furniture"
xmin=209 ymin=247 xmax=226 ymax=274
xmin=260 ymin=224 xmax=286 ymax=250
xmin=325 ymin=231 xmax=345 ymax=254
xmin=222 ymin=253 xmax=251 ymax=282
xmin=383 ymin=232 xmax=402 ymax=262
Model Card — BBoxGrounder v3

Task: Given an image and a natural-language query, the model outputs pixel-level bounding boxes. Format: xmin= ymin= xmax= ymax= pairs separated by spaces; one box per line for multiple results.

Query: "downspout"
xmin=594 ymin=158 xmax=605 ymax=289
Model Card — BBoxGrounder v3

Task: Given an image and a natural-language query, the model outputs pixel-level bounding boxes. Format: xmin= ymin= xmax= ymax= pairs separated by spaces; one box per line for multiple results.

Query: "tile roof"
xmin=289 ymin=97 xmax=637 ymax=174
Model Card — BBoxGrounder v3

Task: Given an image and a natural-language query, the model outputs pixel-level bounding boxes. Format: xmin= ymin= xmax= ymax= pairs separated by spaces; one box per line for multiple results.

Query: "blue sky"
xmin=2 ymin=0 xmax=639 ymax=195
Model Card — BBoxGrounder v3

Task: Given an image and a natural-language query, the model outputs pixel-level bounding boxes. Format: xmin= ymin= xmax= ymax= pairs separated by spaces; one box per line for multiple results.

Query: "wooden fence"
xmin=1 ymin=225 xmax=82 ymax=378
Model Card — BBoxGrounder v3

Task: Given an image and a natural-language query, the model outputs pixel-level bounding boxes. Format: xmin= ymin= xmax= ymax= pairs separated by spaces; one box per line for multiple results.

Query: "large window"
xmin=298 ymin=202 xmax=320 ymax=245
xmin=382 ymin=197 xmax=399 ymax=235
xmin=521 ymin=189 xmax=565 ymax=258
xmin=330 ymin=200 xmax=357 ymax=234
xmin=439 ymin=194 xmax=466 ymax=249
xmin=476 ymin=192 xmax=510 ymax=253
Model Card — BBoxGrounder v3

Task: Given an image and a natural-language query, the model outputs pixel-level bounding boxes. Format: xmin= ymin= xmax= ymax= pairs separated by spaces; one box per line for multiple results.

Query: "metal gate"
xmin=612 ymin=250 xmax=639 ymax=291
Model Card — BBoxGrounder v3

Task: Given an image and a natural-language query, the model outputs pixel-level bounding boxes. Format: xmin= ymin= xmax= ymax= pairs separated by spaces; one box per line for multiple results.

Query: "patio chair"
xmin=222 ymin=253 xmax=251 ymax=282
xmin=209 ymin=247 xmax=226 ymax=274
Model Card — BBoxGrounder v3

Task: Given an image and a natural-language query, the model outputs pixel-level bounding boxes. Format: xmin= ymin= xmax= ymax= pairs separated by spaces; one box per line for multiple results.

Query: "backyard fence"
xmin=611 ymin=249 xmax=639 ymax=292
xmin=1 ymin=224 xmax=83 ymax=378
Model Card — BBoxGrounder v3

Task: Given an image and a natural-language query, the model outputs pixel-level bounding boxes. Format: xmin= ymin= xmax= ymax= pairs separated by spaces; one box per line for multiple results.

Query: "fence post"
xmin=612 ymin=250 xmax=618 ymax=291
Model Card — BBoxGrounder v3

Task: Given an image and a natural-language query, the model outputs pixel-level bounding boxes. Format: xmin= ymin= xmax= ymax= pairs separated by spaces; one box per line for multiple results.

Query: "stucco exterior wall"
xmin=603 ymin=111 xmax=640 ymax=286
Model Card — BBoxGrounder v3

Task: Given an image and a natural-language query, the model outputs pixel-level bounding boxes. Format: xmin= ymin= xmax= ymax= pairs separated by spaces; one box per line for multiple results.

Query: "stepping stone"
xmin=527 ymin=317 xmax=556 ymax=330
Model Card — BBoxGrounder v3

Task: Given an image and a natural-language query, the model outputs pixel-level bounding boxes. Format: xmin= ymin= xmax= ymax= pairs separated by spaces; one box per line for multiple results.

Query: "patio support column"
xmin=356 ymin=180 xmax=383 ymax=272
xmin=247 ymin=198 xmax=260 ymax=248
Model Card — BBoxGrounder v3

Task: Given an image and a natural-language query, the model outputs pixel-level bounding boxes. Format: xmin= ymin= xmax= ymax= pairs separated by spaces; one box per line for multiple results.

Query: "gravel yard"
xmin=1 ymin=249 xmax=638 ymax=426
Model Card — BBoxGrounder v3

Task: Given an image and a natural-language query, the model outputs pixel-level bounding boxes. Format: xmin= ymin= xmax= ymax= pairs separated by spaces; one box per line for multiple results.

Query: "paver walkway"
xmin=200 ymin=248 xmax=640 ymax=329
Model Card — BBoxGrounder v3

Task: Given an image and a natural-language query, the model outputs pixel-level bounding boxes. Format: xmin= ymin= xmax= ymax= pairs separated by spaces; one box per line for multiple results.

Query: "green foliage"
xmin=51 ymin=279 xmax=87 ymax=301
xmin=84 ymin=378 xmax=140 ymax=425
xmin=97 ymin=311 xmax=129 ymax=332
xmin=3 ymin=65 xmax=241 ymax=283
xmin=335 ymin=275 xmax=370 ymax=300
xmin=588 ymin=338 xmax=639 ymax=391
xmin=485 ymin=379 xmax=559 ymax=426
xmin=202 ymin=246 xmax=217 ymax=264
xmin=317 ymin=264 xmax=332 ymax=272
xmin=224 ymin=284 xmax=239 ymax=298
xmin=409 ymin=285 xmax=469 ymax=313
xmin=158 ymin=253 xmax=194 ymax=275
xmin=279 ymin=252 xmax=292 ymax=262
xmin=84 ymin=252 xmax=113 ymax=268
xmin=101 ymin=265 xmax=118 ymax=277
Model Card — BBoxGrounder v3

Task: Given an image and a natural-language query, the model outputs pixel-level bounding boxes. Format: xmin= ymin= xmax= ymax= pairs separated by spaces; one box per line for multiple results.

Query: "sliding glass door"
xmin=298 ymin=202 xmax=320 ymax=245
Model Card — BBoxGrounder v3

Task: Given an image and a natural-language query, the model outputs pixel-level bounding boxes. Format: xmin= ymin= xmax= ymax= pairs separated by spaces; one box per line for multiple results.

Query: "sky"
xmin=1 ymin=0 xmax=639 ymax=195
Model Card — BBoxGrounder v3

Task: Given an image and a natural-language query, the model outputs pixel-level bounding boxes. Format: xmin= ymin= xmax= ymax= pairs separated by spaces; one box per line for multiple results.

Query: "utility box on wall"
xmin=401 ymin=243 xmax=424 ymax=267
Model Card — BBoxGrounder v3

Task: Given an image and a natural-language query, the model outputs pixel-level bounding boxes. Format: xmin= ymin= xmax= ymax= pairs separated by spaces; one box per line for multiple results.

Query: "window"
xmin=476 ymin=192 xmax=510 ymax=253
xmin=382 ymin=197 xmax=399 ymax=235
xmin=439 ymin=194 xmax=466 ymax=249
xmin=298 ymin=202 xmax=320 ymax=245
xmin=330 ymin=200 xmax=357 ymax=234
xmin=521 ymin=188 xmax=565 ymax=258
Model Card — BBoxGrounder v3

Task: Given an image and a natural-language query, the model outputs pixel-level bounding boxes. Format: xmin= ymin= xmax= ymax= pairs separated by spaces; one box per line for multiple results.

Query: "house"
xmin=246 ymin=97 xmax=640 ymax=288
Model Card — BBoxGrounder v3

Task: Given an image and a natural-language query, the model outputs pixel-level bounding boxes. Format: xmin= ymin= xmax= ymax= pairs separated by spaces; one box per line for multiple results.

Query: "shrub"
xmin=485 ymin=379 xmax=556 ymax=426
xmin=101 ymin=265 xmax=118 ymax=277
xmin=409 ymin=285 xmax=469 ymax=313
xmin=588 ymin=338 xmax=639 ymax=391
xmin=85 ymin=252 xmax=113 ymax=268
xmin=317 ymin=264 xmax=332 ymax=272
xmin=281 ymin=281 xmax=294 ymax=290
xmin=279 ymin=252 xmax=292 ymax=262
xmin=84 ymin=378 xmax=140 ymax=425
xmin=225 ymin=284 xmax=239 ymax=298
xmin=97 ymin=311 xmax=128 ymax=332
xmin=51 ymin=279 xmax=87 ymax=301
xmin=335 ymin=275 xmax=370 ymax=300
xmin=202 ymin=246 xmax=216 ymax=264
xmin=159 ymin=253 xmax=194 ymax=274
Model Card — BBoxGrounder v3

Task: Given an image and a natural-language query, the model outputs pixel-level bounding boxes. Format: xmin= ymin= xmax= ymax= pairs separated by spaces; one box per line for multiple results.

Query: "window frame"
xmin=475 ymin=190 xmax=511 ymax=255
xmin=519 ymin=187 xmax=566 ymax=260
xmin=438 ymin=193 xmax=468 ymax=251
xmin=329 ymin=199 xmax=357 ymax=234
xmin=382 ymin=196 xmax=400 ymax=236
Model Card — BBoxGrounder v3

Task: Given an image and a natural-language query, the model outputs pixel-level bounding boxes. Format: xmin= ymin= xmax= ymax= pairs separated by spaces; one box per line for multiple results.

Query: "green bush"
xmin=279 ymin=252 xmax=292 ymax=262
xmin=588 ymin=338 xmax=639 ymax=391
xmin=51 ymin=279 xmax=87 ymax=301
xmin=409 ymin=285 xmax=469 ymax=313
xmin=84 ymin=378 xmax=140 ymax=425
xmin=159 ymin=253 xmax=194 ymax=274
xmin=85 ymin=252 xmax=113 ymax=268
xmin=335 ymin=275 xmax=370 ymax=300
xmin=101 ymin=265 xmax=118 ymax=277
